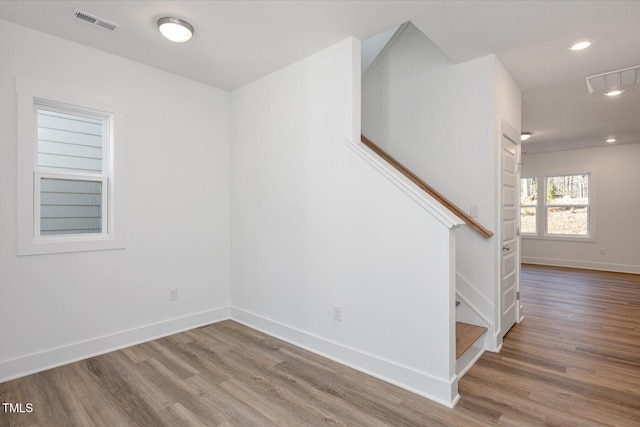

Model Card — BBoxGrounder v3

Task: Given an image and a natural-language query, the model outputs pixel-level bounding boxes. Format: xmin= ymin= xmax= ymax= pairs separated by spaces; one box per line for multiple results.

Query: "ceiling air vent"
xmin=73 ymin=9 xmax=121 ymax=32
xmin=586 ymin=65 xmax=640 ymax=94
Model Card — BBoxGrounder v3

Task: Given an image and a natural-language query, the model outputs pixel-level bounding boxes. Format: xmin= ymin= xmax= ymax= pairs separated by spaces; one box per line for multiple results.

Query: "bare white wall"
xmin=361 ymin=25 xmax=399 ymax=74
xmin=231 ymin=37 xmax=460 ymax=406
xmin=0 ymin=19 xmax=231 ymax=380
xmin=362 ymin=23 xmax=521 ymax=342
xmin=495 ymin=58 xmax=522 ymax=132
xmin=521 ymin=144 xmax=640 ymax=274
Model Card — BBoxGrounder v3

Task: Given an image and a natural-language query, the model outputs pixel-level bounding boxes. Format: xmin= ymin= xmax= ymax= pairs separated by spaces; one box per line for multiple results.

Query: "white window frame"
xmin=520 ymin=176 xmax=538 ymax=235
xmin=34 ymin=172 xmax=109 ymax=239
xmin=520 ymin=169 xmax=596 ymax=242
xmin=544 ymin=173 xmax=591 ymax=239
xmin=34 ymin=99 xmax=111 ymax=239
xmin=17 ymin=76 xmax=126 ymax=255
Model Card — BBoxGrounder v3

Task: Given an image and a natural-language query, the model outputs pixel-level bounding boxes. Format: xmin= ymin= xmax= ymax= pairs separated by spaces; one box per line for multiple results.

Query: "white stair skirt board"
xmin=456 ymin=339 xmax=485 ymax=378
xmin=455 ymin=273 xmax=493 ymax=326
xmin=456 ymin=300 xmax=485 ymax=329
xmin=231 ymin=306 xmax=460 ymax=408
xmin=456 ymin=272 xmax=496 ymax=350
xmin=0 ymin=306 xmax=230 ymax=383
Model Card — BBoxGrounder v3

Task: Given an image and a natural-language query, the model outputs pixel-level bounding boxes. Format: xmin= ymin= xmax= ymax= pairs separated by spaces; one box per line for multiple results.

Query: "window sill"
xmin=18 ymin=236 xmax=126 ymax=256
xmin=521 ymin=234 xmax=595 ymax=243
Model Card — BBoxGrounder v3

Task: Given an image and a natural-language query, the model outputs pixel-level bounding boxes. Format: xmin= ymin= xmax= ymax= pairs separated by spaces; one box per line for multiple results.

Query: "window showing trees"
xmin=519 ymin=173 xmax=591 ymax=238
xmin=545 ymin=174 xmax=589 ymax=236
xmin=520 ymin=177 xmax=537 ymax=234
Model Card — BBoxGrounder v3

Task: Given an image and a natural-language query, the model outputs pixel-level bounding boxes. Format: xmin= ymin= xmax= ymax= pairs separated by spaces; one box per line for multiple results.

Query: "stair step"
xmin=456 ymin=321 xmax=487 ymax=359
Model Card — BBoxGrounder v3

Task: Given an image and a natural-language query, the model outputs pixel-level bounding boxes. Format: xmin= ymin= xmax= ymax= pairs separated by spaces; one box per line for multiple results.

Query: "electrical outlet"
xmin=333 ymin=305 xmax=342 ymax=321
xmin=600 ymin=248 xmax=607 ymax=255
xmin=169 ymin=288 xmax=178 ymax=301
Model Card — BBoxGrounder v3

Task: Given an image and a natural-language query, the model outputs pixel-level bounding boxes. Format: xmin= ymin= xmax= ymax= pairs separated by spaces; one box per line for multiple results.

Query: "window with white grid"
xmin=34 ymin=103 xmax=110 ymax=237
xmin=17 ymin=76 xmax=125 ymax=255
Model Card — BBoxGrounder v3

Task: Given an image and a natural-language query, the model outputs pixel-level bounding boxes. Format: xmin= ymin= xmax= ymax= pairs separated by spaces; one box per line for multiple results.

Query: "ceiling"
xmin=1 ymin=1 xmax=639 ymax=154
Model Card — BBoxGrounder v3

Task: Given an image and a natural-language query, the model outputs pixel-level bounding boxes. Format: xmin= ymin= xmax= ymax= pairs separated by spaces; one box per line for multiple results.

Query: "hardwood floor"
xmin=457 ymin=265 xmax=640 ymax=426
xmin=1 ymin=264 xmax=639 ymax=426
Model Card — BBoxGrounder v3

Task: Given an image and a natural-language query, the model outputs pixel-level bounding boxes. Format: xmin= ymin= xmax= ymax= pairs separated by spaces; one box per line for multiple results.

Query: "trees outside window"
xmin=519 ymin=174 xmax=591 ymax=238
xmin=545 ymin=174 xmax=589 ymax=236
xmin=520 ymin=177 xmax=537 ymax=234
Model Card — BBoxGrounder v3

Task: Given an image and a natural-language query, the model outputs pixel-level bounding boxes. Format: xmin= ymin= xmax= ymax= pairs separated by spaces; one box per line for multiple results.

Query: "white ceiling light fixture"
xmin=569 ymin=39 xmax=593 ymax=51
xmin=521 ymin=132 xmax=532 ymax=141
xmin=157 ymin=17 xmax=194 ymax=43
xmin=604 ymin=89 xmax=624 ymax=97
xmin=606 ymin=138 xmax=617 ymax=143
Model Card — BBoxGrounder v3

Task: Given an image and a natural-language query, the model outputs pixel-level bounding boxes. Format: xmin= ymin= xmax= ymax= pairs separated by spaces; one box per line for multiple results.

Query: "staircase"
xmin=356 ymin=135 xmax=491 ymax=396
xmin=455 ymin=298 xmax=488 ymax=378
xmin=455 ymin=321 xmax=487 ymax=359
xmin=360 ymin=136 xmax=493 ymax=238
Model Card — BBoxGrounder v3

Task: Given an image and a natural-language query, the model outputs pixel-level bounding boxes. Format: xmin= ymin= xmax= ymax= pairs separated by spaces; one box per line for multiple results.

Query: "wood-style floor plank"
xmin=1 ymin=264 xmax=639 ymax=426
xmin=458 ymin=265 xmax=640 ymax=426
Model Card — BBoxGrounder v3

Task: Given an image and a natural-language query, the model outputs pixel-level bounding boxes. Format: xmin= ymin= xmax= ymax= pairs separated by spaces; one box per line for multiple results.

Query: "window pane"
xmin=520 ymin=207 xmax=537 ymax=234
xmin=547 ymin=207 xmax=588 ymax=235
xmin=37 ymin=108 xmax=103 ymax=173
xmin=520 ymin=177 xmax=537 ymax=206
xmin=40 ymin=177 xmax=102 ymax=235
xmin=546 ymin=175 xmax=589 ymax=205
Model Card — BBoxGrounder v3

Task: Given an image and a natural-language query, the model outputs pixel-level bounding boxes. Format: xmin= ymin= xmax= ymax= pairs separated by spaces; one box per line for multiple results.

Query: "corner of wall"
xmin=350 ymin=36 xmax=362 ymax=142
xmin=0 ymin=307 xmax=230 ymax=383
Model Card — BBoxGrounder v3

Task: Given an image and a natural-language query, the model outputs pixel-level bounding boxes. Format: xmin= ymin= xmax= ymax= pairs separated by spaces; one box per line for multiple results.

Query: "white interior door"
xmin=500 ymin=132 xmax=519 ymax=339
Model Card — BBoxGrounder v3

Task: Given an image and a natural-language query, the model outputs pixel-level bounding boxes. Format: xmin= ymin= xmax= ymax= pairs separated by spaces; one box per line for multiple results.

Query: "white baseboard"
xmin=493 ymin=331 xmax=503 ymax=353
xmin=3 ymin=305 xmax=461 ymax=408
xmin=231 ymin=306 xmax=458 ymax=408
xmin=0 ymin=306 xmax=230 ymax=383
xmin=522 ymin=257 xmax=640 ymax=275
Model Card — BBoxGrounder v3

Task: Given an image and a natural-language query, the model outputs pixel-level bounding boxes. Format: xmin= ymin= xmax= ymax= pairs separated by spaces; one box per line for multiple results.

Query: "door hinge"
xmin=516 ymin=291 xmax=520 ymax=300
xmin=517 ymin=226 xmax=520 ymax=236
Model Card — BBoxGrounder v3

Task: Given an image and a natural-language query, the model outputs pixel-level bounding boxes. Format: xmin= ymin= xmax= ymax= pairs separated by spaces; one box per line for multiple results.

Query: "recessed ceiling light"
xmin=157 ymin=17 xmax=194 ymax=43
xmin=521 ymin=132 xmax=532 ymax=141
xmin=606 ymin=138 xmax=616 ymax=143
xmin=569 ymin=40 xmax=593 ymax=51
xmin=604 ymin=89 xmax=624 ymax=97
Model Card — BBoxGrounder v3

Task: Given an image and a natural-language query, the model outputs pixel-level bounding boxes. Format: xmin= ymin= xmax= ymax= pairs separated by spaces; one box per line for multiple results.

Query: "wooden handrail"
xmin=361 ymin=135 xmax=493 ymax=239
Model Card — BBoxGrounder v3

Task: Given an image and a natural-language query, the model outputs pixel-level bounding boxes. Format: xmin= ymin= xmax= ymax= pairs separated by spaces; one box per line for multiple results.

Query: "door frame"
xmin=496 ymin=119 xmax=522 ymax=350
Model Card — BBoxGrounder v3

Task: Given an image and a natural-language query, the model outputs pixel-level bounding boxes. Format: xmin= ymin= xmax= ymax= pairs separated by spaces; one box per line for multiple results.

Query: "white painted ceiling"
xmin=1 ymin=0 xmax=639 ymax=153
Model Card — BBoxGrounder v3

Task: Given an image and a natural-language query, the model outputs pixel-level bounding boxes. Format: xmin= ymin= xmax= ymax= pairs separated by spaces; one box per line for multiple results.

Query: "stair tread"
xmin=456 ymin=321 xmax=487 ymax=359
